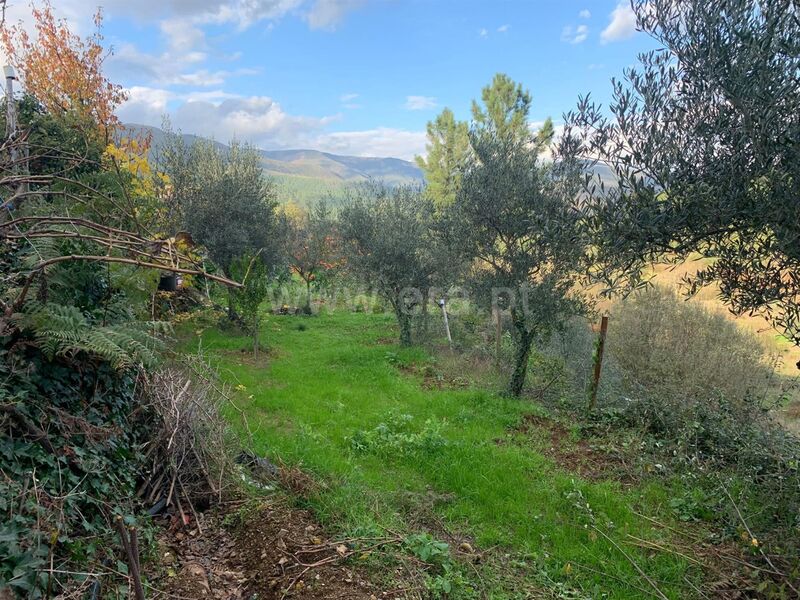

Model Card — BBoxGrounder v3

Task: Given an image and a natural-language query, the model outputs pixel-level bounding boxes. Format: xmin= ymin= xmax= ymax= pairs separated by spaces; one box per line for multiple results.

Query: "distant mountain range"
xmin=124 ymin=124 xmax=618 ymax=206
xmin=124 ymin=124 xmax=423 ymax=205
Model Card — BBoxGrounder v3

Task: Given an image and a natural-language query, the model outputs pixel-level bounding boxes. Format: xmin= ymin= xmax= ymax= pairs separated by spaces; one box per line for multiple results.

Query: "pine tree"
xmin=471 ymin=73 xmax=532 ymax=142
xmin=415 ymin=108 xmax=470 ymax=209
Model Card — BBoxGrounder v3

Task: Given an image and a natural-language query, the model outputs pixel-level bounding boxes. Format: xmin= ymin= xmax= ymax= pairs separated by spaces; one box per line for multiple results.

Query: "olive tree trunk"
xmin=395 ymin=305 xmax=413 ymax=347
xmin=507 ymin=309 xmax=536 ymax=397
xmin=303 ymin=279 xmax=312 ymax=314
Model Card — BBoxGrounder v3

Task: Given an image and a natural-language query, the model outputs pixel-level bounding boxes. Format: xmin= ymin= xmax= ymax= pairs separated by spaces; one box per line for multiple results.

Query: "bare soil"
xmin=507 ymin=413 xmax=637 ymax=485
xmin=153 ymin=498 xmax=409 ymax=599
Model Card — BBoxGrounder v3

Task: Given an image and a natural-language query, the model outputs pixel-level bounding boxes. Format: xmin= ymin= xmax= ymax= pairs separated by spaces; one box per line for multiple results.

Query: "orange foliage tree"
xmin=1 ymin=1 xmax=127 ymax=137
xmin=283 ymin=202 xmax=341 ymax=313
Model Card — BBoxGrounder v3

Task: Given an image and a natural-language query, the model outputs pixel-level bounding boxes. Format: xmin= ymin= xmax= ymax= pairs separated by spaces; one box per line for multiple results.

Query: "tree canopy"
xmin=158 ymin=134 xmax=283 ymax=276
xmin=415 ymin=108 xmax=470 ymax=209
xmin=338 ymin=184 xmax=435 ymax=346
xmin=558 ymin=0 xmax=800 ymax=343
xmin=448 ymin=129 xmax=587 ymax=396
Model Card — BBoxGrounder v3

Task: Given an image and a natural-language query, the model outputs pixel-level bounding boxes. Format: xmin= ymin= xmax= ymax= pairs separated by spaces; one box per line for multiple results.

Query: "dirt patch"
xmin=390 ymin=356 xmax=488 ymax=391
xmin=220 ymin=346 xmax=281 ymax=368
xmin=508 ymin=414 xmax=636 ymax=484
xmin=154 ymin=497 xmax=408 ymax=599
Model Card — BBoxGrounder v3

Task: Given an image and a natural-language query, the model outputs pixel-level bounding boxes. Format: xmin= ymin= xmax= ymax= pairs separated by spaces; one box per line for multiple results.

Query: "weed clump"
xmin=350 ymin=413 xmax=447 ymax=458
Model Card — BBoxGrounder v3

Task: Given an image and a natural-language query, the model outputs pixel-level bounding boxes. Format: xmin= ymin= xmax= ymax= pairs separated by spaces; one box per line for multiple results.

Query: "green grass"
xmin=186 ymin=311 xmax=700 ymax=599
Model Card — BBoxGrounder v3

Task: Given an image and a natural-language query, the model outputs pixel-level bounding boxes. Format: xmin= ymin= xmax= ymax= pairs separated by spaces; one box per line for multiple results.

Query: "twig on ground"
xmin=590 ymin=525 xmax=670 ymax=600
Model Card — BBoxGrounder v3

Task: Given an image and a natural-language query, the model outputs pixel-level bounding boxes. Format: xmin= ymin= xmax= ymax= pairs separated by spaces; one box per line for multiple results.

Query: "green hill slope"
xmin=124 ymin=123 xmax=423 ymax=206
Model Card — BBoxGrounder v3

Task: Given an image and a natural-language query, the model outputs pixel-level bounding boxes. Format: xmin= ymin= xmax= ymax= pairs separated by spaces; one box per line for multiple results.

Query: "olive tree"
xmin=229 ymin=251 xmax=270 ymax=358
xmin=558 ymin=0 xmax=800 ymax=343
xmin=283 ymin=201 xmax=339 ymax=313
xmin=180 ymin=140 xmax=281 ymax=274
xmin=158 ymin=133 xmax=284 ymax=316
xmin=158 ymin=131 xmax=283 ymax=276
xmin=449 ymin=131 xmax=587 ymax=397
xmin=338 ymin=184 xmax=435 ymax=346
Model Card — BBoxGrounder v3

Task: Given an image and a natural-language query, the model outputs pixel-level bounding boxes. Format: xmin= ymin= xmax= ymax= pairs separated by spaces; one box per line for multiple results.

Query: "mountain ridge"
xmin=124 ymin=123 xmax=424 ymax=186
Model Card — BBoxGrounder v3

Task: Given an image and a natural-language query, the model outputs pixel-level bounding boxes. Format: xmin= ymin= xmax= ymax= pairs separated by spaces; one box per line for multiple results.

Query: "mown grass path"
xmin=191 ymin=311 xmax=697 ymax=599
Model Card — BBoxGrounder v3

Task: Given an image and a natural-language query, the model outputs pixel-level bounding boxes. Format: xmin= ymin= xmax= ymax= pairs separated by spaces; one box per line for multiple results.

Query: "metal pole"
xmin=3 ymin=65 xmax=23 ymax=218
xmin=5 ymin=66 xmax=17 ymax=165
xmin=494 ymin=305 xmax=502 ymax=362
xmin=439 ymin=298 xmax=452 ymax=348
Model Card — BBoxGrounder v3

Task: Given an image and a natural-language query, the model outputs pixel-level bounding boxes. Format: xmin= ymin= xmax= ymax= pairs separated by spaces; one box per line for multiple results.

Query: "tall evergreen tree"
xmin=415 ymin=108 xmax=470 ymax=208
xmin=471 ymin=73 xmax=532 ymax=142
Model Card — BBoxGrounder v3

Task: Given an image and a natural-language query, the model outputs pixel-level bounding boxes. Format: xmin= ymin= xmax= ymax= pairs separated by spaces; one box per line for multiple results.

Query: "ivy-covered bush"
xmin=0 ymin=350 xmax=150 ymax=597
xmin=0 ymin=251 xmax=161 ymax=596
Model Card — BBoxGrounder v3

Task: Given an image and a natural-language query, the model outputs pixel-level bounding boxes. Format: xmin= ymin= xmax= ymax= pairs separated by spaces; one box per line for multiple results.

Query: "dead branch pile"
xmin=137 ymin=365 xmax=240 ymax=526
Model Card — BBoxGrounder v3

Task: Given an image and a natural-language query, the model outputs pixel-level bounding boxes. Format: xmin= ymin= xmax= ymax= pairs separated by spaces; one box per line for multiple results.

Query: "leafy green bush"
xmin=350 ymin=413 xmax=447 ymax=459
xmin=0 ymin=354 xmax=148 ymax=597
xmin=0 ymin=254 xmax=164 ymax=596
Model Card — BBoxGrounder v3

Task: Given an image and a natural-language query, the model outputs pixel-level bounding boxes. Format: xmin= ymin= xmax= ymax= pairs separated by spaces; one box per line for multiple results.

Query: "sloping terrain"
xmin=124 ymin=123 xmax=423 ymax=185
xmin=186 ymin=311 xmax=705 ymax=598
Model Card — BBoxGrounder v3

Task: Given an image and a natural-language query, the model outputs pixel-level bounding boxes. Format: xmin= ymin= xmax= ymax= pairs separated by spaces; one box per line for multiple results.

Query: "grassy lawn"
xmin=187 ymin=311 xmax=699 ymax=599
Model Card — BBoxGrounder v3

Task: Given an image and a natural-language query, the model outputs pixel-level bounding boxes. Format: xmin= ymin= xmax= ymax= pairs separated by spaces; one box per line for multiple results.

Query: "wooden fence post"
xmin=588 ymin=315 xmax=609 ymax=412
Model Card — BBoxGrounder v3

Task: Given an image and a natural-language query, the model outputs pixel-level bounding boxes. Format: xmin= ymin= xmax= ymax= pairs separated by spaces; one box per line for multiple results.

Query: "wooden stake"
xmin=115 ymin=516 xmax=145 ymax=600
xmin=588 ymin=315 xmax=609 ymax=412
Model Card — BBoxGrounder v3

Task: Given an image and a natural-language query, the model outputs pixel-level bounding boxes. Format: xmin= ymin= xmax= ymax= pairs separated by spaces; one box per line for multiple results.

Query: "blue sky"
xmin=6 ymin=0 xmax=655 ymax=159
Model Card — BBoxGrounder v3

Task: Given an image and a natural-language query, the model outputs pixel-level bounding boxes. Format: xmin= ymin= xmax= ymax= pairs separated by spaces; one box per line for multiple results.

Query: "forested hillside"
xmin=126 ymin=123 xmax=424 ymax=206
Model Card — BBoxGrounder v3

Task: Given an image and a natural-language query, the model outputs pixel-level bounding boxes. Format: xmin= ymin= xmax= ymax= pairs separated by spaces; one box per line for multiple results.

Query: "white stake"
xmin=438 ymin=298 xmax=452 ymax=348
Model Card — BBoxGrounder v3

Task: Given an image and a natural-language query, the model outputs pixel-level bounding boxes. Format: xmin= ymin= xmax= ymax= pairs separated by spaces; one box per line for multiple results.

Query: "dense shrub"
xmin=0 ymin=352 xmax=148 ymax=597
xmin=579 ymin=287 xmax=800 ymax=554
xmin=532 ymin=287 xmax=800 ymax=557
xmin=606 ymin=285 xmax=776 ymax=411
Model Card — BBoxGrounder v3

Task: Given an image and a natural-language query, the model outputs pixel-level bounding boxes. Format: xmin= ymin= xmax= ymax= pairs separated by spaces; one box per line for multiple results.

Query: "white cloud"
xmin=108 ymin=42 xmax=260 ymax=88
xmin=314 ymin=128 xmax=426 ymax=160
xmin=117 ymin=86 xmax=423 ymax=159
xmin=404 ymin=96 xmax=437 ymax=111
xmin=7 ymin=0 xmax=363 ymax=39
xmin=306 ymin=0 xmax=365 ymax=30
xmin=601 ymin=1 xmax=638 ymax=43
xmin=339 ymin=93 xmax=361 ymax=109
xmin=497 ymin=24 xmax=510 ymax=33
xmin=478 ymin=28 xmax=488 ymax=38
xmin=6 ymin=0 xmax=415 ymax=160
xmin=578 ymin=9 xmax=591 ymax=19
xmin=561 ymin=24 xmax=588 ymax=44
xmin=184 ymin=89 xmax=243 ymax=103
xmin=159 ymin=19 xmax=207 ymax=53
xmin=117 ymin=86 xmax=176 ymax=124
